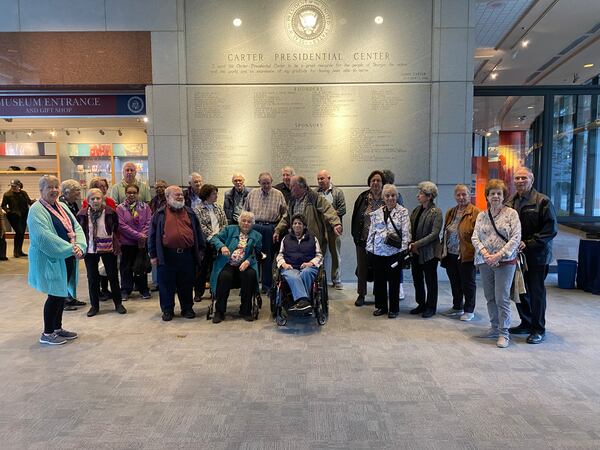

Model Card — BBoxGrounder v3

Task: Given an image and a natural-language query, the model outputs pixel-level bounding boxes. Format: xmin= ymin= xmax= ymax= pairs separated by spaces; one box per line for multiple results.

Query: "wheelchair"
xmin=206 ymin=249 xmax=264 ymax=321
xmin=269 ymin=265 xmax=328 ymax=327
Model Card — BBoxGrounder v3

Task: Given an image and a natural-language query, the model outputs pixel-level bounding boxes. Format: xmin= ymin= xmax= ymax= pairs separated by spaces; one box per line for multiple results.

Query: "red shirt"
xmin=162 ymin=206 xmax=194 ymax=249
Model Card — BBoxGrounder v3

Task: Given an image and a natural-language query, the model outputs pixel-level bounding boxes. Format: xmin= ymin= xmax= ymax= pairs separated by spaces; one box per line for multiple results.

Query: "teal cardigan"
xmin=209 ymin=225 xmax=262 ymax=294
xmin=27 ymin=201 xmax=87 ymax=298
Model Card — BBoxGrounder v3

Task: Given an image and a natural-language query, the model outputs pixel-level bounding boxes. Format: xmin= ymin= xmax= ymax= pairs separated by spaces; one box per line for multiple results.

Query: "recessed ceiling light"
xmin=233 ymin=18 xmax=242 ymax=27
xmin=374 ymin=16 xmax=383 ymax=24
xmin=490 ymin=72 xmax=498 ymax=80
xmin=527 ymin=106 xmax=534 ymax=109
xmin=584 ymin=63 xmax=594 ymax=68
xmin=142 ymin=117 xmax=149 ymax=123
xmin=521 ymin=40 xmax=530 ymax=48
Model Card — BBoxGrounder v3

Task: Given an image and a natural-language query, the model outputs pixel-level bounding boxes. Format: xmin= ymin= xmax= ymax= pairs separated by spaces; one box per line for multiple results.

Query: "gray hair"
xmin=417 ymin=181 xmax=438 ymax=199
xmin=292 ymin=175 xmax=308 ymax=190
xmin=165 ymin=185 xmax=183 ymax=197
xmin=258 ymin=172 xmax=273 ymax=182
xmin=281 ymin=166 xmax=295 ymax=175
xmin=61 ymin=179 xmax=81 ymax=195
xmin=86 ymin=188 xmax=104 ymax=202
xmin=39 ymin=175 xmax=60 ymax=192
xmin=516 ymin=166 xmax=534 ymax=180
xmin=382 ymin=183 xmax=398 ymax=196
xmin=232 ymin=172 xmax=245 ymax=181
xmin=454 ymin=184 xmax=470 ymax=194
xmin=238 ymin=210 xmax=255 ymax=224
xmin=189 ymin=172 xmax=203 ymax=182
xmin=122 ymin=162 xmax=137 ymax=173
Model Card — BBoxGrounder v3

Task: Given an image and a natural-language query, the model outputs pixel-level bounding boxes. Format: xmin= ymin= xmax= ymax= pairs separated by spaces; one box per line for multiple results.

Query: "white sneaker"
xmin=442 ymin=307 xmax=464 ymax=316
xmin=496 ymin=336 xmax=509 ymax=348
xmin=460 ymin=312 xmax=475 ymax=321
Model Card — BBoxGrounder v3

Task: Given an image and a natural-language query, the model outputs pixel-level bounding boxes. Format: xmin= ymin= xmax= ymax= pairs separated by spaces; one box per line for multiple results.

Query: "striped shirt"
xmin=244 ymin=187 xmax=287 ymax=222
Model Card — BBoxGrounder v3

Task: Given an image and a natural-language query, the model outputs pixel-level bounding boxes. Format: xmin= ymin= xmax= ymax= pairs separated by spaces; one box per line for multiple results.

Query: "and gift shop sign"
xmin=0 ymin=94 xmax=145 ymax=117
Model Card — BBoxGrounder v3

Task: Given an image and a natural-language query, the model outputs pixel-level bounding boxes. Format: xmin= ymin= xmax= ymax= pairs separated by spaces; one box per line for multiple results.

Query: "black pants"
xmin=0 ymin=234 xmax=6 ymax=258
xmin=120 ymin=245 xmax=149 ymax=294
xmin=195 ymin=249 xmax=214 ymax=298
xmin=444 ymin=254 xmax=477 ymax=313
xmin=84 ymin=253 xmax=122 ymax=308
xmin=254 ymin=223 xmax=274 ymax=290
xmin=42 ymin=256 xmax=74 ymax=333
xmin=412 ymin=258 xmax=439 ymax=312
xmin=372 ymin=253 xmax=402 ymax=313
xmin=157 ymin=248 xmax=195 ymax=313
xmin=516 ymin=263 xmax=549 ymax=334
xmin=215 ymin=264 xmax=256 ymax=316
xmin=7 ymin=212 xmax=27 ymax=256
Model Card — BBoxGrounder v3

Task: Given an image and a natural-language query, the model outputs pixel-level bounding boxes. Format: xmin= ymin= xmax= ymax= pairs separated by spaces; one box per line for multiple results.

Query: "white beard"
xmin=168 ymin=199 xmax=185 ymax=209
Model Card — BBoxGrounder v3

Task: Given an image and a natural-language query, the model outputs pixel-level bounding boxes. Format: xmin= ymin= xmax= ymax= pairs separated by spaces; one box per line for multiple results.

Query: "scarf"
xmin=39 ymin=198 xmax=76 ymax=244
xmin=89 ymin=205 xmax=105 ymax=250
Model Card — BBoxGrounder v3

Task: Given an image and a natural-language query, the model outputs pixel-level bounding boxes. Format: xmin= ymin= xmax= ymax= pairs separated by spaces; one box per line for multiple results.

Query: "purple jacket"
xmin=116 ymin=201 xmax=152 ymax=246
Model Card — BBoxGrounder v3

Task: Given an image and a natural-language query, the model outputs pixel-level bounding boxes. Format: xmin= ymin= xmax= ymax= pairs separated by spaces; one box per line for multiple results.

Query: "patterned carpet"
xmin=1 ymin=248 xmax=600 ymax=449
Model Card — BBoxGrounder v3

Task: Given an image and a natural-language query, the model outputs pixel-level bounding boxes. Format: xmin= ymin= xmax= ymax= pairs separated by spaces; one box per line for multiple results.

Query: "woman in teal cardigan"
xmin=28 ymin=176 xmax=87 ymax=346
xmin=209 ymin=211 xmax=262 ymax=323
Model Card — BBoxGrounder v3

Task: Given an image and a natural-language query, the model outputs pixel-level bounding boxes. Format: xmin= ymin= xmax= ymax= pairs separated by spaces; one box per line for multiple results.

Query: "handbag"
xmin=133 ymin=248 xmax=152 ymax=276
xmin=383 ymin=209 xmax=404 ymax=249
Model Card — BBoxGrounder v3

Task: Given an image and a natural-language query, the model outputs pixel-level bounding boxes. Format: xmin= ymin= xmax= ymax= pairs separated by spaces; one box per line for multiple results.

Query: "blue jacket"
xmin=148 ymin=205 xmax=206 ymax=266
xmin=27 ymin=201 xmax=87 ymax=297
xmin=209 ymin=225 xmax=262 ymax=294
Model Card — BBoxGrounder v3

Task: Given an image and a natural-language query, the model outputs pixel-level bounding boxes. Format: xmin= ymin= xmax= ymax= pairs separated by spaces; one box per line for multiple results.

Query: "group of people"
xmin=21 ymin=161 xmax=557 ymax=349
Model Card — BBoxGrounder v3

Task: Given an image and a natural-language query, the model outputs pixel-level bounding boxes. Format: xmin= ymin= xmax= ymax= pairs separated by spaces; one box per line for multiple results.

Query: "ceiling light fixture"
xmin=490 ymin=72 xmax=498 ymax=80
xmin=27 ymin=130 xmax=33 ymax=136
xmin=65 ymin=129 xmax=70 ymax=136
xmin=584 ymin=63 xmax=594 ymax=68
xmin=99 ymin=129 xmax=105 ymax=135
xmin=77 ymin=129 xmax=81 ymax=134
xmin=49 ymin=130 xmax=56 ymax=137
xmin=118 ymin=129 xmax=123 ymax=136
xmin=233 ymin=18 xmax=242 ymax=27
xmin=374 ymin=16 xmax=383 ymax=24
xmin=527 ymin=106 xmax=534 ymax=109
xmin=142 ymin=117 xmax=149 ymax=123
xmin=521 ymin=40 xmax=530 ymax=48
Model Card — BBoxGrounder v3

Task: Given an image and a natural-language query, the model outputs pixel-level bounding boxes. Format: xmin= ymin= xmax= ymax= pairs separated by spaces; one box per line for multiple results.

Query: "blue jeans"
xmin=281 ymin=266 xmax=318 ymax=301
xmin=478 ymin=263 xmax=516 ymax=338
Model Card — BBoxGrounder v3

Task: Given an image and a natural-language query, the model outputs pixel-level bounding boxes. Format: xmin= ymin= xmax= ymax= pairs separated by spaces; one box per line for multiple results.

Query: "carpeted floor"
xmin=1 ymin=246 xmax=600 ymax=449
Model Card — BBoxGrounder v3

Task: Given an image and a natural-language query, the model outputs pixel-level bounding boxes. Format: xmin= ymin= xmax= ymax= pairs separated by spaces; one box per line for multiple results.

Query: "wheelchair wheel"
xmin=276 ymin=314 xmax=287 ymax=326
xmin=317 ymin=311 xmax=327 ymax=326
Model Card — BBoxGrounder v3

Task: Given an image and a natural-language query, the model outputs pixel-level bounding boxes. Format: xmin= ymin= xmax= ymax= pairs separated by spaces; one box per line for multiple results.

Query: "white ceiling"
xmin=474 ymin=0 xmax=600 ymax=86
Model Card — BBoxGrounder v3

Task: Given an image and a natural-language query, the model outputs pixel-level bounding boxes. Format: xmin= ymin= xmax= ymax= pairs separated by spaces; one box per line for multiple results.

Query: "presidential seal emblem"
xmin=285 ymin=0 xmax=332 ymax=46
xmin=127 ymin=96 xmax=145 ymax=114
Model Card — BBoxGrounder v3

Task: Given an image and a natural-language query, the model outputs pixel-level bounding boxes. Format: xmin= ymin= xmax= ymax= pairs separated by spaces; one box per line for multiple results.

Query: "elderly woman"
xmin=276 ymin=213 xmax=323 ymax=312
xmin=28 ymin=175 xmax=86 ymax=345
xmin=59 ymin=179 xmax=82 ymax=217
xmin=82 ymin=177 xmax=116 ymax=210
xmin=195 ymin=184 xmax=228 ymax=301
xmin=366 ymin=184 xmax=410 ymax=318
xmin=117 ymin=184 xmax=152 ymax=300
xmin=351 ymin=170 xmax=386 ymax=306
xmin=77 ymin=189 xmax=126 ymax=317
xmin=409 ymin=181 xmax=443 ymax=318
xmin=210 ymin=211 xmax=262 ymax=324
xmin=441 ymin=184 xmax=481 ymax=321
xmin=472 ymin=179 xmax=521 ymax=348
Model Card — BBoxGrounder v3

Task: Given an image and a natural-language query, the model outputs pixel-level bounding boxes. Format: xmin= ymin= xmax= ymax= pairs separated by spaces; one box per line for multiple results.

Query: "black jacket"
xmin=506 ymin=189 xmax=558 ymax=265
xmin=1 ymin=189 xmax=33 ymax=217
xmin=223 ymin=187 xmax=250 ymax=225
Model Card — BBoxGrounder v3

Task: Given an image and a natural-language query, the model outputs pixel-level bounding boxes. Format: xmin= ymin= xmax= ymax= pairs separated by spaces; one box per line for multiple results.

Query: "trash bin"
xmin=557 ymin=259 xmax=577 ymax=289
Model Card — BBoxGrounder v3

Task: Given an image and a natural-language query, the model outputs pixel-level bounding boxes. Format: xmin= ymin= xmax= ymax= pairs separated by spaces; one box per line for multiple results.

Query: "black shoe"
xmin=526 ymin=333 xmax=545 ymax=344
xmin=373 ymin=308 xmax=388 ymax=316
xmin=421 ymin=309 xmax=436 ymax=318
xmin=64 ymin=304 xmax=78 ymax=311
xmin=19 ymin=252 xmax=27 ymax=257
xmin=194 ymin=294 xmax=203 ymax=303
xmin=212 ymin=312 xmax=224 ymax=324
xmin=181 ymin=309 xmax=196 ymax=319
xmin=0 ymin=257 xmax=8 ymax=261
xmin=354 ymin=295 xmax=365 ymax=307
xmin=242 ymin=314 xmax=254 ymax=322
xmin=410 ymin=305 xmax=426 ymax=315
xmin=120 ymin=290 xmax=129 ymax=301
xmin=87 ymin=306 xmax=99 ymax=317
xmin=115 ymin=304 xmax=127 ymax=314
xmin=98 ymin=290 xmax=111 ymax=301
xmin=13 ymin=253 xmax=20 ymax=258
xmin=162 ymin=311 xmax=174 ymax=321
xmin=66 ymin=298 xmax=86 ymax=307
xmin=388 ymin=311 xmax=398 ymax=319
xmin=509 ymin=325 xmax=531 ymax=335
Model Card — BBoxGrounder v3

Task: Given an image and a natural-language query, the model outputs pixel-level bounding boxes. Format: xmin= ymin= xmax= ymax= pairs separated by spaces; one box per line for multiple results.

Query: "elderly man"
xmin=275 ymin=176 xmax=342 ymax=259
xmin=149 ymin=185 xmax=206 ymax=321
xmin=110 ymin=162 xmax=151 ymax=204
xmin=244 ymin=172 xmax=287 ymax=292
xmin=506 ymin=167 xmax=557 ymax=344
xmin=224 ymin=172 xmax=250 ymax=225
xmin=274 ymin=166 xmax=294 ymax=204
xmin=184 ymin=172 xmax=204 ymax=210
xmin=316 ymin=170 xmax=346 ymax=289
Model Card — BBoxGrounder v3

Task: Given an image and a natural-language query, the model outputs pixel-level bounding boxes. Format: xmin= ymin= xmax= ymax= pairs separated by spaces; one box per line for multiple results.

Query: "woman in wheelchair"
xmin=209 ymin=211 xmax=262 ymax=323
xmin=275 ymin=214 xmax=323 ymax=312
